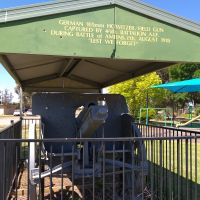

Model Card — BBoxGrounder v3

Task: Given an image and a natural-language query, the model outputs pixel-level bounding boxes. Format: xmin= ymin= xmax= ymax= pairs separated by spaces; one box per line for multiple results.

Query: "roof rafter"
xmin=85 ymin=60 xmax=129 ymax=74
xmin=22 ymin=72 xmax=101 ymax=88
xmin=133 ymin=62 xmax=175 ymax=77
xmin=68 ymin=74 xmax=101 ymax=88
xmin=22 ymin=74 xmax=58 ymax=85
xmin=24 ymin=86 xmax=99 ymax=93
xmin=15 ymin=58 xmax=65 ymax=71
xmin=103 ymin=62 xmax=173 ymax=87
xmin=63 ymin=59 xmax=82 ymax=78
xmin=59 ymin=58 xmax=74 ymax=77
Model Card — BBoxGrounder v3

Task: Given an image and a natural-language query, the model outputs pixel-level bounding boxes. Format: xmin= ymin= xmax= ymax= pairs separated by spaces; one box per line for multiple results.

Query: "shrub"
xmin=140 ymin=109 xmax=156 ymax=121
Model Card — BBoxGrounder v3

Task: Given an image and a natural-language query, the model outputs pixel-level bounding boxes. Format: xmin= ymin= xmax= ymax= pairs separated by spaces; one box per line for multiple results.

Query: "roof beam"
xmin=0 ymin=55 xmax=22 ymax=86
xmin=24 ymin=86 xmax=99 ymax=93
xmin=103 ymin=73 xmax=134 ymax=87
xmin=59 ymin=58 xmax=74 ymax=77
xmin=103 ymin=62 xmax=174 ymax=87
xmin=68 ymin=74 xmax=102 ymax=88
xmin=85 ymin=60 xmax=128 ymax=74
xmin=16 ymin=58 xmax=65 ymax=71
xmin=23 ymin=72 xmax=101 ymax=88
xmin=22 ymin=73 xmax=58 ymax=85
xmin=133 ymin=62 xmax=174 ymax=77
xmin=64 ymin=59 xmax=82 ymax=77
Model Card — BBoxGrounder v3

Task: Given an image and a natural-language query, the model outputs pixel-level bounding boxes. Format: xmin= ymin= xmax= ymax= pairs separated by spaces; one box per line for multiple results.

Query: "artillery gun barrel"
xmin=77 ymin=102 xmax=108 ymax=138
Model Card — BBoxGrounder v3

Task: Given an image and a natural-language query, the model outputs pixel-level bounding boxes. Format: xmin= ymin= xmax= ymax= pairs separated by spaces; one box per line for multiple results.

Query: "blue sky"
xmin=0 ymin=0 xmax=200 ymax=101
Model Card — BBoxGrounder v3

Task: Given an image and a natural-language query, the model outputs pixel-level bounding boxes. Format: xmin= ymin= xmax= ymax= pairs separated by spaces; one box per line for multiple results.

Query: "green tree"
xmin=193 ymin=69 xmax=200 ymax=78
xmin=108 ymin=72 xmax=165 ymax=117
xmin=169 ymin=63 xmax=200 ymax=108
xmin=169 ymin=63 xmax=200 ymax=81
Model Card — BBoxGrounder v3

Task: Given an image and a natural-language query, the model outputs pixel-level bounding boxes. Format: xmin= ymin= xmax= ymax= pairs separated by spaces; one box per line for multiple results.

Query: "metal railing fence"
xmin=21 ymin=116 xmax=42 ymax=160
xmin=0 ymin=136 xmax=199 ymax=200
xmin=0 ymin=119 xmax=200 ymax=200
xmin=0 ymin=120 xmax=21 ymax=200
xmin=137 ymin=123 xmax=200 ymax=137
xmin=137 ymin=123 xmax=200 ymax=200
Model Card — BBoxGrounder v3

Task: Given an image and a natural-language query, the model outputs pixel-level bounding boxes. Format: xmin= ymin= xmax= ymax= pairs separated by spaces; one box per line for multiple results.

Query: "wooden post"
xmin=20 ymin=87 xmax=23 ymax=119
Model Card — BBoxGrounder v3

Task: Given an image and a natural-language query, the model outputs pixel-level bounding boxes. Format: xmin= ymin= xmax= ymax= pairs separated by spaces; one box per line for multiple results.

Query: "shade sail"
xmin=151 ymin=78 xmax=200 ymax=93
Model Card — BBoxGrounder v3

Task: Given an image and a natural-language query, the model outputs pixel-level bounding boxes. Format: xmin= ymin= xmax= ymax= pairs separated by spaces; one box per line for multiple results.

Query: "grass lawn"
xmin=20 ymin=125 xmax=41 ymax=159
xmin=146 ymin=140 xmax=200 ymax=182
xmin=145 ymin=139 xmax=200 ymax=199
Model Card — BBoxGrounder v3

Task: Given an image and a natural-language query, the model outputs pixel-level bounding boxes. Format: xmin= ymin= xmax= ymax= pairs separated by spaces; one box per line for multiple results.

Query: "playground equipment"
xmin=176 ymin=114 xmax=200 ymax=128
xmin=28 ymin=93 xmax=148 ymax=199
xmin=139 ymin=107 xmax=173 ymax=126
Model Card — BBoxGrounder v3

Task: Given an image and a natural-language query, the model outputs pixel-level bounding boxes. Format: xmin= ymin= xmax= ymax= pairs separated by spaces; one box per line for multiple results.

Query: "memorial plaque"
xmin=0 ymin=6 xmax=199 ymax=62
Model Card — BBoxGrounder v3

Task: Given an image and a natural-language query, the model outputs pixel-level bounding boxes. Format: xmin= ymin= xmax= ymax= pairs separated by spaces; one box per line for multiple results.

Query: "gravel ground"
xmin=10 ymin=165 xmax=82 ymax=199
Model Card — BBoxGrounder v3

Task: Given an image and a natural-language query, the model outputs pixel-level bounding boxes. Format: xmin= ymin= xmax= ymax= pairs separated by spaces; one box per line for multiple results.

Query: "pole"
xmin=139 ymin=108 xmax=142 ymax=124
xmin=146 ymin=91 xmax=149 ymax=126
xmin=20 ymin=87 xmax=23 ymax=119
xmin=164 ymin=110 xmax=167 ymax=127
xmin=172 ymin=93 xmax=175 ymax=127
xmin=189 ymin=106 xmax=192 ymax=120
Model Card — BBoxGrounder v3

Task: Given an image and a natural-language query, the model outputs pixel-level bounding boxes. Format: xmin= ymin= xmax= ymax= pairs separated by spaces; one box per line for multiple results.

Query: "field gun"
xmin=29 ymin=93 xmax=147 ymax=199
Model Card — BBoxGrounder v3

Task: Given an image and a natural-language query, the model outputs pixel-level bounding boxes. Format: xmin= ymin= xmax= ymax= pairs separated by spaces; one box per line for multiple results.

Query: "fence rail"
xmin=0 ymin=137 xmax=199 ymax=199
xmin=0 ymin=120 xmax=200 ymax=200
xmin=137 ymin=123 xmax=200 ymax=137
xmin=0 ymin=120 xmax=21 ymax=200
xmin=137 ymin=123 xmax=200 ymax=200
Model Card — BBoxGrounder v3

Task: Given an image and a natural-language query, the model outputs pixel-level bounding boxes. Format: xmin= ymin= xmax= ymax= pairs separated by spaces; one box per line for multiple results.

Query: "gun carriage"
xmin=29 ymin=93 xmax=147 ymax=199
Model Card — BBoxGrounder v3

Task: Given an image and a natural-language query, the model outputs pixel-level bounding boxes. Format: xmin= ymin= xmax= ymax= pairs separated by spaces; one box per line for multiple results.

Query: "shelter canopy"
xmin=151 ymin=78 xmax=200 ymax=93
xmin=0 ymin=0 xmax=199 ymax=93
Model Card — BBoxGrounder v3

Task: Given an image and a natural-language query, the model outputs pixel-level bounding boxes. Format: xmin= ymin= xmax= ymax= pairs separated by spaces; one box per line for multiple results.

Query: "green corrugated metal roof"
xmin=0 ymin=0 xmax=199 ymax=35
xmin=0 ymin=0 xmax=199 ymax=93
